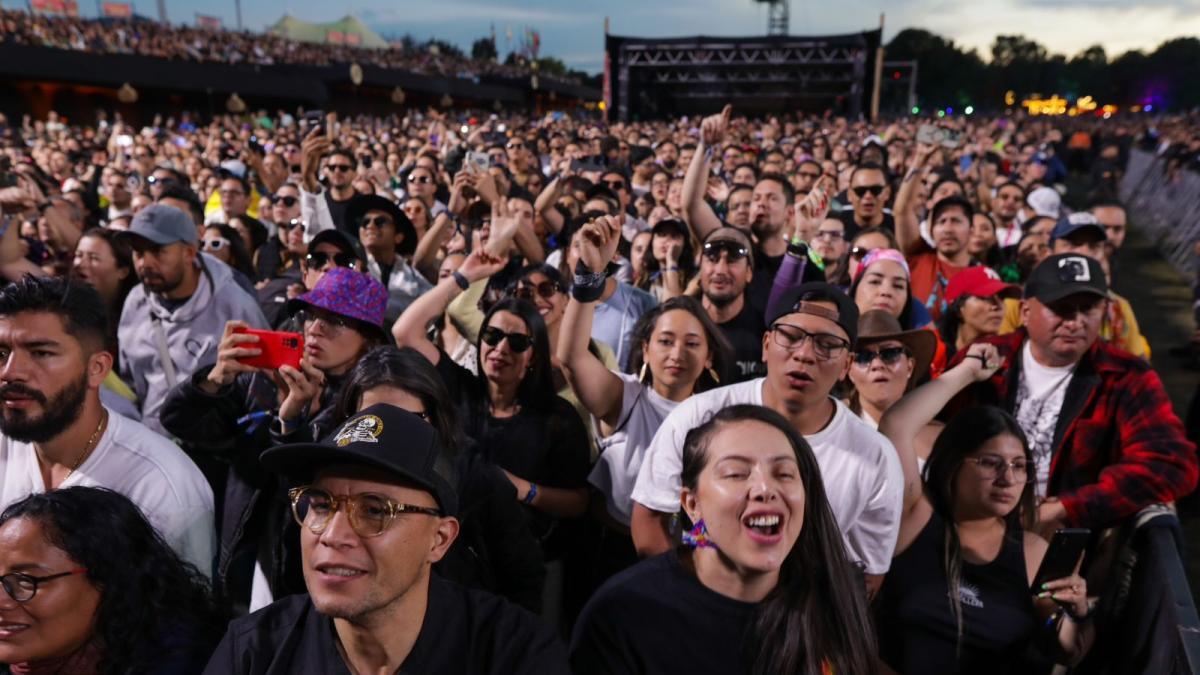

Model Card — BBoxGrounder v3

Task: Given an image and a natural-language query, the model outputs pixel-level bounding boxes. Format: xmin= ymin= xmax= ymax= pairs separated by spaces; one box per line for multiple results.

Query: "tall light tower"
xmin=754 ymin=0 xmax=789 ymax=35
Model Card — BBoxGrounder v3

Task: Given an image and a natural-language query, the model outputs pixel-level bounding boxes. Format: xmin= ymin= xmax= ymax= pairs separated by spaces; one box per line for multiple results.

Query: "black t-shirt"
xmin=570 ymin=550 xmax=757 ymax=675
xmin=747 ymin=251 xmax=782 ymax=317
xmin=203 ymin=578 xmax=569 ymax=675
xmin=837 ymin=209 xmax=896 ymax=241
xmin=717 ymin=299 xmax=766 ymax=382
xmin=325 ymin=190 xmax=353 ymax=235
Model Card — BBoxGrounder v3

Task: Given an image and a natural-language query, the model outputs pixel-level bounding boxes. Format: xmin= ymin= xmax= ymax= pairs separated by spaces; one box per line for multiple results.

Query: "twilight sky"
xmin=62 ymin=0 xmax=1200 ymax=73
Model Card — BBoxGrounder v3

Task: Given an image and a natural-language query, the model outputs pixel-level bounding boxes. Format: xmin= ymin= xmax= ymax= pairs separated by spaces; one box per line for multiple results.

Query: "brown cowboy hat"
xmin=855 ymin=310 xmax=936 ymax=383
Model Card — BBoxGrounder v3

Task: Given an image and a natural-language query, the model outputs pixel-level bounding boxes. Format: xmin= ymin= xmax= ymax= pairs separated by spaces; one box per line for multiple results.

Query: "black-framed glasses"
xmin=359 ymin=215 xmax=393 ymax=230
xmin=506 ymin=141 xmax=525 ymax=150
xmin=326 ymin=164 xmax=354 ymax=173
xmin=769 ymin=323 xmax=850 ymax=360
xmin=603 ymin=180 xmax=626 ymax=191
xmin=294 ymin=308 xmax=352 ymax=333
xmin=306 ymin=251 xmax=355 ymax=270
xmin=853 ymin=345 xmax=909 ymax=367
xmin=851 ymin=185 xmax=885 ymax=198
xmin=702 ymin=240 xmax=748 ymax=264
xmin=408 ymin=174 xmax=433 ymax=184
xmin=279 ymin=218 xmax=305 ymax=231
xmin=964 ymin=455 xmax=1034 ymax=483
xmin=514 ymin=280 xmax=562 ymax=301
xmin=1 ymin=568 xmax=87 ymax=603
xmin=288 ymin=486 xmax=441 ymax=538
xmin=201 ymin=237 xmax=230 ymax=252
xmin=850 ymin=245 xmax=874 ymax=260
xmin=479 ymin=326 xmax=533 ymax=353
xmin=272 ymin=194 xmax=299 ymax=207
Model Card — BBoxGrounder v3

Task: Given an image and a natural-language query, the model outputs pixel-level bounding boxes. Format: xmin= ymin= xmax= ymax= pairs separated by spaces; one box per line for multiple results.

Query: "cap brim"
xmin=260 ymin=442 xmax=441 ymax=504
xmin=1028 ymin=284 xmax=1108 ymax=305
xmin=284 ymin=297 xmax=390 ymax=343
xmin=973 ymin=280 xmax=1021 ymax=299
xmin=115 ymin=228 xmax=178 ymax=247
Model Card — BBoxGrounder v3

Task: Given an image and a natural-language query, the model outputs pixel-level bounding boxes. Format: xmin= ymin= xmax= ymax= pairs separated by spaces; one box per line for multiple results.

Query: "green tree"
xmin=471 ymin=37 xmax=498 ymax=62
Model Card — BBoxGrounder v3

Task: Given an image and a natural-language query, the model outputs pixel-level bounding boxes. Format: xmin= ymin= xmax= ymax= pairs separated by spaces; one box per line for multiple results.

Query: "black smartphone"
xmin=1030 ymin=528 xmax=1090 ymax=592
xmin=247 ymin=135 xmax=264 ymax=155
xmin=302 ymin=110 xmax=325 ymax=137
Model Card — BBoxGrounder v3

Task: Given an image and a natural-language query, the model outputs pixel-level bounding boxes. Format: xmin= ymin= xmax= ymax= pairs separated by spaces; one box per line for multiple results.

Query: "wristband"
xmin=452 ymin=271 xmax=470 ymax=290
xmin=571 ymin=260 xmax=607 ymax=303
xmin=523 ymin=483 xmax=538 ymax=505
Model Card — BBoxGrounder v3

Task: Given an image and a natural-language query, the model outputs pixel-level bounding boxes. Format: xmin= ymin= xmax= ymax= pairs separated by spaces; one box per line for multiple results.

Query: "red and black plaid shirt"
xmin=948 ymin=329 xmax=1197 ymax=529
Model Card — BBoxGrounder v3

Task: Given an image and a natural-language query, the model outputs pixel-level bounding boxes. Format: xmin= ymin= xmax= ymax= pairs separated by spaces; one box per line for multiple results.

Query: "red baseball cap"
xmin=945 ymin=266 xmax=1019 ymax=304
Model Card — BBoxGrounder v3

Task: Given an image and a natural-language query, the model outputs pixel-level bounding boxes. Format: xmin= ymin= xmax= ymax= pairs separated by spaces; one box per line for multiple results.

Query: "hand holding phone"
xmin=232 ymin=327 xmax=304 ymax=371
xmin=1030 ymin=528 xmax=1090 ymax=593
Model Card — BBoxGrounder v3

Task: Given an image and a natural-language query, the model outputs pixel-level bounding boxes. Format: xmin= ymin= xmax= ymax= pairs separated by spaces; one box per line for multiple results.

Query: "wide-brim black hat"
xmin=344 ymin=194 xmax=417 ymax=257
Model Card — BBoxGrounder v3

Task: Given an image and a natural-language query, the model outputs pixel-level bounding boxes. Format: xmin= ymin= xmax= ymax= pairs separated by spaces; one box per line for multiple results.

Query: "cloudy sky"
xmin=99 ymin=0 xmax=1200 ymax=73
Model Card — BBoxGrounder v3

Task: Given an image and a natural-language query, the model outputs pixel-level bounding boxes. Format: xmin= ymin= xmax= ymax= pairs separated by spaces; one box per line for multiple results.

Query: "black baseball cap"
xmin=1024 ymin=253 xmax=1108 ymax=304
xmin=261 ymin=404 xmax=459 ymax=516
xmin=308 ymin=229 xmax=366 ymax=266
xmin=766 ymin=281 xmax=860 ymax=346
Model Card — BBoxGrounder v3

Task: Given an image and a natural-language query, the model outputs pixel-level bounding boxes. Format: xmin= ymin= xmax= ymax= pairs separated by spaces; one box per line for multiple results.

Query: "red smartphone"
xmin=233 ymin=328 xmax=304 ymax=371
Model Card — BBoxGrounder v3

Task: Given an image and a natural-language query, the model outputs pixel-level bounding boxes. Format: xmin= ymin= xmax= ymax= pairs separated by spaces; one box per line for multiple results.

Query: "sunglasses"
xmin=853 ymin=345 xmax=910 ymax=367
xmin=407 ymin=175 xmax=434 ymax=184
xmin=272 ymin=195 xmax=299 ymax=207
xmin=201 ymin=237 xmax=230 ymax=252
xmin=850 ymin=245 xmax=874 ymax=260
xmin=359 ymin=215 xmax=393 ymax=229
xmin=604 ymin=180 xmax=626 ymax=191
xmin=326 ymin=164 xmax=354 ymax=173
xmin=798 ymin=171 xmax=821 ymax=180
xmin=479 ymin=326 xmax=533 ymax=353
xmin=851 ymin=185 xmax=885 ymax=198
xmin=514 ymin=280 xmax=561 ymax=301
xmin=307 ymin=251 xmax=356 ymax=269
xmin=278 ymin=218 xmax=305 ymax=231
xmin=506 ymin=141 xmax=525 ymax=150
xmin=702 ymin=240 xmax=748 ymax=263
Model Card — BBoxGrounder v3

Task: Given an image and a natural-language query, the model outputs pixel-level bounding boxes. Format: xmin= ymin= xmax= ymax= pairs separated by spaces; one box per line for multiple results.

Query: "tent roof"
xmin=268 ymin=14 xmax=389 ymax=49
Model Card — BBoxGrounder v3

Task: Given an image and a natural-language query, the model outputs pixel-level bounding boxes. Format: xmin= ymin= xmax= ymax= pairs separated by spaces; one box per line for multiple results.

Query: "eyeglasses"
xmin=815 ymin=230 xmax=845 ymax=241
xmin=359 ymin=215 xmax=393 ymax=230
xmin=851 ymin=185 xmax=885 ymax=198
xmin=853 ymin=345 xmax=909 ymax=367
xmin=506 ymin=141 xmax=525 ymax=150
xmin=964 ymin=455 xmax=1033 ymax=483
xmin=306 ymin=251 xmax=355 ymax=270
xmin=278 ymin=219 xmax=305 ymax=231
xmin=327 ymin=164 xmax=354 ymax=173
xmin=798 ymin=171 xmax=822 ymax=180
xmin=295 ymin=308 xmax=353 ymax=333
xmin=850 ymin=245 xmax=874 ymax=260
xmin=514 ymin=280 xmax=561 ymax=301
xmin=769 ymin=323 xmax=850 ymax=360
xmin=289 ymin=486 xmax=441 ymax=538
xmin=604 ymin=180 xmax=626 ymax=191
xmin=702 ymin=240 xmax=749 ymax=264
xmin=219 ymin=188 xmax=246 ymax=198
xmin=147 ymin=175 xmax=175 ymax=186
xmin=201 ymin=237 xmax=230 ymax=252
xmin=479 ymin=326 xmax=533 ymax=353
xmin=408 ymin=175 xmax=434 ymax=184
xmin=272 ymin=195 xmax=299 ymax=207
xmin=1 ymin=568 xmax=87 ymax=603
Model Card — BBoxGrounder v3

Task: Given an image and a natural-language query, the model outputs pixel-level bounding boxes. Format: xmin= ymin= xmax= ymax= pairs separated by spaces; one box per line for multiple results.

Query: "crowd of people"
xmin=0 ymin=95 xmax=1196 ymax=675
xmin=0 ymin=9 xmax=575 ymax=83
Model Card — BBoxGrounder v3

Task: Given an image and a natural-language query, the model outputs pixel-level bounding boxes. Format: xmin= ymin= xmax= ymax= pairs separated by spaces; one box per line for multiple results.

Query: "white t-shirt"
xmin=0 ymin=408 xmax=216 ymax=575
xmin=631 ymin=378 xmax=904 ymax=574
xmin=590 ymin=372 xmax=679 ymax=526
xmin=1014 ymin=343 xmax=1077 ymax=498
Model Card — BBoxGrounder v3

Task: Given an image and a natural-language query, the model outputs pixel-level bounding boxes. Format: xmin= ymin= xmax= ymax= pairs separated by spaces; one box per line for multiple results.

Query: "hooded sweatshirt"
xmin=119 ymin=253 xmax=268 ymax=436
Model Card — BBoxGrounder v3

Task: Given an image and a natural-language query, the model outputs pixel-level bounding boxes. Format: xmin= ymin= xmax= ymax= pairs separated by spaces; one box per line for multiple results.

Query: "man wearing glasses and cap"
xmin=947 ymin=254 xmax=1196 ymax=538
xmin=204 ymin=404 xmax=568 ymax=674
xmin=696 ymin=227 xmax=764 ymax=382
xmin=631 ymin=281 xmax=904 ymax=596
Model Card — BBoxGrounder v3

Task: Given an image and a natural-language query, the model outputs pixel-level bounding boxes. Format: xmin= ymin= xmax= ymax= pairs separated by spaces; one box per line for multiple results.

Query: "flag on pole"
xmin=195 ymin=13 xmax=222 ymax=29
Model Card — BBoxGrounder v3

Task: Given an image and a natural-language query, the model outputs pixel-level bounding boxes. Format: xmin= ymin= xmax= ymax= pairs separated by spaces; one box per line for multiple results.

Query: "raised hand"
xmin=700 ymin=104 xmax=732 ymax=147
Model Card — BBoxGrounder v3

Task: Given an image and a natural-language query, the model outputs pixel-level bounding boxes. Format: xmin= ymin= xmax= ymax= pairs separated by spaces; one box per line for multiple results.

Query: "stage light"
xmin=964 ymin=106 xmax=974 ymax=115
xmin=936 ymin=110 xmax=945 ymax=118
xmin=911 ymin=106 xmax=920 ymax=114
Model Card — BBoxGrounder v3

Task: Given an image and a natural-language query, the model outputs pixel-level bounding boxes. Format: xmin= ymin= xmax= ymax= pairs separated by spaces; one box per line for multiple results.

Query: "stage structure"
xmin=604 ymin=29 xmax=882 ymax=121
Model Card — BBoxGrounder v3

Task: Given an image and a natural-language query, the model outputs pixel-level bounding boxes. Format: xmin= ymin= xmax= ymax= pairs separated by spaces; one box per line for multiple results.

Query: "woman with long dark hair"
xmin=570 ymin=405 xmax=876 ymax=675
xmin=936 ymin=266 xmax=1019 ymax=362
xmin=0 ymin=487 xmax=222 ymax=675
xmin=201 ymin=224 xmax=256 ymax=283
xmin=332 ymin=345 xmax=547 ymax=612
xmin=877 ymin=344 xmax=1093 ymax=674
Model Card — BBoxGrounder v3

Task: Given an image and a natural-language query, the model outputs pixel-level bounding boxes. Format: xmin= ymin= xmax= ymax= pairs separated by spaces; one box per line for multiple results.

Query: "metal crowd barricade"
xmin=1120 ymin=149 xmax=1200 ymax=279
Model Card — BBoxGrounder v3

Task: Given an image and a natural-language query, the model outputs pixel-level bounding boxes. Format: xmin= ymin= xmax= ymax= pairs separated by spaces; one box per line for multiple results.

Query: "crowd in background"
xmin=0 ymin=97 xmax=1197 ymax=675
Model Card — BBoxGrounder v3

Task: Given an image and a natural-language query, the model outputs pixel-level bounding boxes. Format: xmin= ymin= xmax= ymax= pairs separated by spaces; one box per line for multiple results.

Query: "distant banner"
xmin=30 ymin=0 xmax=79 ymax=16
xmin=345 ymin=33 xmax=361 ymax=47
xmin=195 ymin=14 xmax=222 ymax=30
xmin=101 ymin=2 xmax=132 ymax=18
xmin=326 ymin=30 xmax=344 ymax=45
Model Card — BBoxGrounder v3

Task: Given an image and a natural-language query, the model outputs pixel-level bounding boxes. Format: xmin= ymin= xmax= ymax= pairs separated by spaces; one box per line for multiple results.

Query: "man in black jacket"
xmin=203 ymin=404 xmax=569 ymax=675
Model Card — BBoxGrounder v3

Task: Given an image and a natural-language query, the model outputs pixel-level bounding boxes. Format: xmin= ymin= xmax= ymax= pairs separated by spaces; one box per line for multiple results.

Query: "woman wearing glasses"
xmin=845 ymin=310 xmax=935 ymax=431
xmin=0 ymin=487 xmax=222 ymax=674
xmin=393 ymin=250 xmax=592 ymax=525
xmin=160 ymin=267 xmax=390 ymax=612
xmin=877 ymin=344 xmax=1093 ymax=674
xmin=202 ymin=224 xmax=256 ymax=285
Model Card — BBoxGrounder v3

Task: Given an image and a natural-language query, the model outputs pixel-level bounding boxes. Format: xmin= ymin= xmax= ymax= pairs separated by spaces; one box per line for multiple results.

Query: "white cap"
xmin=1026 ymin=186 xmax=1061 ymax=219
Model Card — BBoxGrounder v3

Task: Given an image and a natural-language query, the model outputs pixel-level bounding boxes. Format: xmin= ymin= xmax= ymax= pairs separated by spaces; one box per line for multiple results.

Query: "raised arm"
xmin=894 ymin=142 xmax=936 ymax=252
xmin=392 ymin=249 xmax=507 ymax=365
xmin=680 ymin=105 xmax=730 ymax=242
xmin=555 ymin=215 xmax=627 ymax=427
xmin=534 ymin=173 xmax=566 ymax=235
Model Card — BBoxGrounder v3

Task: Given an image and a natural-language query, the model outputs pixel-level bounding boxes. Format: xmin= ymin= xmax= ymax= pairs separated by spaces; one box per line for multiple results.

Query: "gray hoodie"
xmin=119 ymin=253 xmax=268 ymax=436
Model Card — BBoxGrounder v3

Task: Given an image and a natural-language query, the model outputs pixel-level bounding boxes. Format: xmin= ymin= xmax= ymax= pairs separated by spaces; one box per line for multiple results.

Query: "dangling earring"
xmin=639 ymin=362 xmax=649 ymax=383
xmin=682 ymin=518 xmax=716 ymax=549
xmin=708 ymin=367 xmax=720 ymax=384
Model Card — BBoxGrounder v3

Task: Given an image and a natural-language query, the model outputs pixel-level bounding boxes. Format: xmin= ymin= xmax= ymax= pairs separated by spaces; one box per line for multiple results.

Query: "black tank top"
xmin=879 ymin=511 xmax=1037 ymax=675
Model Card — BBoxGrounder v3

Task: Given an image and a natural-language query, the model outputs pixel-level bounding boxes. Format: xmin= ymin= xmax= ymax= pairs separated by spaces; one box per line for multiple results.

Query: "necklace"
xmin=63 ymin=410 xmax=108 ymax=481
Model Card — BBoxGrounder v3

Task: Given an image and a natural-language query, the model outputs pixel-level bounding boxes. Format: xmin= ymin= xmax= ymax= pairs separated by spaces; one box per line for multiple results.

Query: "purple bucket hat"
xmin=287 ymin=267 xmax=389 ymax=342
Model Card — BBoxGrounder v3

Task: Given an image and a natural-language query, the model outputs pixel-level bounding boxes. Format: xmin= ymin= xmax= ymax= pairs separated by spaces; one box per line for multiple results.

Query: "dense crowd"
xmin=0 ymin=9 xmax=573 ymax=83
xmin=0 ymin=98 xmax=1196 ymax=675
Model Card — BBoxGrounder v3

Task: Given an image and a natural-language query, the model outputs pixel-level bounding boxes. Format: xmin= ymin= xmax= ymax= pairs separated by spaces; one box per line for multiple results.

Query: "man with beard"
xmin=0 ymin=275 xmax=215 ymax=572
xmin=900 ymin=195 xmax=976 ymax=322
xmin=117 ymin=204 xmax=266 ymax=435
xmin=696 ymin=228 xmax=764 ymax=381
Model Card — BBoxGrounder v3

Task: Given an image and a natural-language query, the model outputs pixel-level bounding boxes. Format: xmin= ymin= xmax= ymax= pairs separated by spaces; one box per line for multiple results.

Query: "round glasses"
xmin=289 ymin=486 xmax=441 ymax=538
xmin=1 ymin=568 xmax=87 ymax=603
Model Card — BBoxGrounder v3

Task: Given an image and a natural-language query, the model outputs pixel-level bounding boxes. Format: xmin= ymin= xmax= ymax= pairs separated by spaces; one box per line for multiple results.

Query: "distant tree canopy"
xmin=884 ymin=28 xmax=1200 ymax=111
